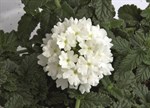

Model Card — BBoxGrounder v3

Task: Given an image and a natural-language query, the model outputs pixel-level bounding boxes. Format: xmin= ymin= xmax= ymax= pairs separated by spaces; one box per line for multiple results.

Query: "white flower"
xmin=79 ymin=40 xmax=97 ymax=56
xmin=56 ymin=78 xmax=68 ymax=90
xmin=62 ymin=68 xmax=80 ymax=86
xmin=37 ymin=54 xmax=47 ymax=66
xmin=43 ymin=39 xmax=60 ymax=58
xmin=38 ymin=17 xmax=114 ymax=94
xmin=76 ymin=56 xmax=88 ymax=75
xmin=45 ymin=62 xmax=61 ymax=80
xmin=59 ymin=51 xmax=78 ymax=69
xmin=42 ymin=33 xmax=52 ymax=45
xmin=79 ymin=84 xmax=91 ymax=94
xmin=57 ymin=33 xmax=76 ymax=51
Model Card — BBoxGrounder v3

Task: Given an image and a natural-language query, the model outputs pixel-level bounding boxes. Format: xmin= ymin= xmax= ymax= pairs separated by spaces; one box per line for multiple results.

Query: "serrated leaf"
xmin=80 ymin=92 xmax=112 ymax=108
xmin=134 ymin=84 xmax=149 ymax=103
xmin=146 ymin=92 xmax=150 ymax=103
xmin=0 ymin=73 xmax=7 ymax=85
xmin=0 ymin=60 xmax=18 ymax=90
xmin=17 ymin=14 xmax=38 ymax=45
xmin=22 ymin=0 xmax=49 ymax=15
xmin=47 ymin=92 xmax=69 ymax=106
xmin=0 ymin=31 xmax=17 ymax=54
xmin=5 ymin=94 xmax=24 ymax=108
xmin=146 ymin=0 xmax=150 ymax=2
xmin=68 ymin=89 xmax=82 ymax=99
xmin=114 ymin=71 xmax=135 ymax=88
xmin=3 ymin=59 xmax=18 ymax=73
xmin=141 ymin=6 xmax=150 ymax=20
xmin=136 ymin=65 xmax=150 ymax=82
xmin=131 ymin=31 xmax=147 ymax=48
xmin=103 ymin=19 xmax=125 ymax=29
xmin=16 ymin=54 xmax=48 ymax=105
xmin=93 ymin=0 xmax=115 ymax=22
xmin=118 ymin=5 xmax=142 ymax=25
xmin=119 ymin=50 xmax=145 ymax=72
xmin=79 ymin=0 xmax=90 ymax=5
xmin=76 ymin=6 xmax=93 ymax=19
xmin=112 ymin=36 xmax=130 ymax=54
xmin=40 ymin=9 xmax=51 ymax=32
xmin=66 ymin=0 xmax=79 ymax=8
xmin=60 ymin=1 xmax=75 ymax=18
xmin=111 ymin=99 xmax=131 ymax=108
xmin=38 ymin=8 xmax=58 ymax=33
xmin=3 ymin=82 xmax=17 ymax=92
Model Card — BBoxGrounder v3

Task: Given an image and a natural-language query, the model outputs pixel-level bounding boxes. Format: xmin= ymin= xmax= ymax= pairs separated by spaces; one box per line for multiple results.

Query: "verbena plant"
xmin=0 ymin=0 xmax=150 ymax=108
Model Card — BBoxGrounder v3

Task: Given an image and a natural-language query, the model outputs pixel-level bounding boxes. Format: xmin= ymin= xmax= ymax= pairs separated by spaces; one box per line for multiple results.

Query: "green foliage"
xmin=0 ymin=0 xmax=150 ymax=108
xmin=111 ymin=100 xmax=131 ymax=108
xmin=146 ymin=0 xmax=150 ymax=2
xmin=4 ymin=94 xmax=24 ymax=108
xmin=118 ymin=50 xmax=145 ymax=72
xmin=112 ymin=36 xmax=130 ymax=54
xmin=0 ymin=31 xmax=18 ymax=54
xmin=80 ymin=92 xmax=112 ymax=108
xmin=93 ymin=0 xmax=115 ymax=23
xmin=118 ymin=5 xmax=142 ymax=26
xmin=136 ymin=65 xmax=150 ymax=82
xmin=21 ymin=0 xmax=50 ymax=15
xmin=141 ymin=6 xmax=150 ymax=20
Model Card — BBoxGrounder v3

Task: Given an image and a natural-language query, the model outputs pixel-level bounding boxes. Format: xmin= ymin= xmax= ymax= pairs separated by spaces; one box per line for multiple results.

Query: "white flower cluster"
xmin=38 ymin=17 xmax=114 ymax=94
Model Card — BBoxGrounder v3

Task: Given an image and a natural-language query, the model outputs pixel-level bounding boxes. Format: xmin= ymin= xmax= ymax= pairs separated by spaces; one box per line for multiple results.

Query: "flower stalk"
xmin=55 ymin=0 xmax=61 ymax=8
xmin=75 ymin=98 xmax=81 ymax=108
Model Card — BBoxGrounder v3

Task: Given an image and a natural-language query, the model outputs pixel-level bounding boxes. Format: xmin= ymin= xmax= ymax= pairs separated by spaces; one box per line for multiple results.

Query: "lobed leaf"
xmin=136 ymin=65 xmax=150 ymax=82
xmin=93 ymin=0 xmax=115 ymax=23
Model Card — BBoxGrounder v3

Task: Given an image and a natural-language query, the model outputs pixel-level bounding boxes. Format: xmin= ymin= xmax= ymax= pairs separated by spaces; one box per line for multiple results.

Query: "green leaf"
xmin=38 ymin=9 xmax=58 ymax=33
xmin=3 ymin=81 xmax=17 ymax=92
xmin=5 ymin=94 xmax=24 ymax=108
xmin=17 ymin=14 xmax=39 ymax=45
xmin=143 ymin=49 xmax=150 ymax=65
xmin=0 ymin=59 xmax=18 ymax=90
xmin=76 ymin=6 xmax=93 ymax=19
xmin=134 ymin=84 xmax=149 ymax=103
xmin=146 ymin=92 xmax=150 ymax=103
xmin=16 ymin=54 xmax=48 ymax=105
xmin=1 ymin=60 xmax=18 ymax=91
xmin=119 ymin=50 xmax=145 ymax=72
xmin=141 ymin=6 xmax=150 ymax=20
xmin=146 ymin=0 xmax=150 ymax=2
xmin=0 ymin=62 xmax=7 ymax=85
xmin=40 ymin=9 xmax=51 ymax=32
xmin=68 ymin=89 xmax=82 ymax=99
xmin=0 ymin=31 xmax=17 ymax=54
xmin=47 ymin=92 xmax=69 ymax=106
xmin=136 ymin=65 xmax=150 ymax=82
xmin=60 ymin=1 xmax=75 ymax=18
xmin=131 ymin=31 xmax=147 ymax=48
xmin=112 ymin=36 xmax=130 ymax=54
xmin=103 ymin=19 xmax=125 ymax=29
xmin=114 ymin=71 xmax=135 ymax=88
xmin=118 ymin=5 xmax=142 ymax=25
xmin=111 ymin=99 xmax=131 ymax=108
xmin=22 ymin=0 xmax=49 ymax=15
xmin=79 ymin=0 xmax=90 ymax=5
xmin=93 ymin=0 xmax=115 ymax=22
xmin=80 ymin=92 xmax=112 ymax=108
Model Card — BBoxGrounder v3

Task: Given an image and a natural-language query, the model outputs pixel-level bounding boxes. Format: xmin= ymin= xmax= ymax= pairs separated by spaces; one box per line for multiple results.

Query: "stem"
xmin=75 ymin=98 xmax=81 ymax=108
xmin=55 ymin=0 xmax=61 ymax=8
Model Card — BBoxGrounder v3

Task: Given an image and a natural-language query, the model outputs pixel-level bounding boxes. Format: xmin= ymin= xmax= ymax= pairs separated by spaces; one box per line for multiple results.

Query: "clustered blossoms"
xmin=38 ymin=17 xmax=114 ymax=94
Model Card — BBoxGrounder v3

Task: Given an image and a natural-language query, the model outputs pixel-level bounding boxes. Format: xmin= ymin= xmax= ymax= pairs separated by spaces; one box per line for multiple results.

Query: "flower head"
xmin=38 ymin=17 xmax=113 ymax=94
